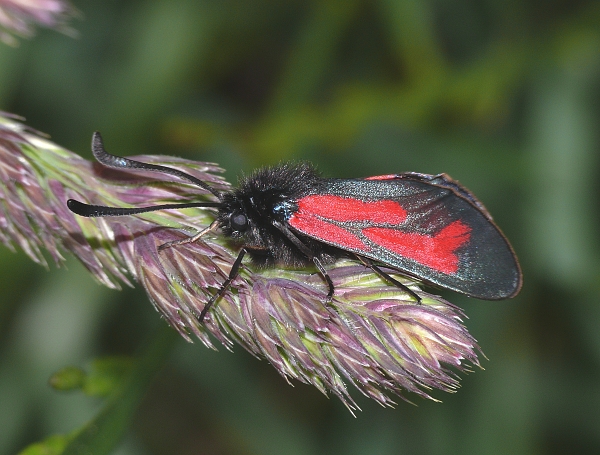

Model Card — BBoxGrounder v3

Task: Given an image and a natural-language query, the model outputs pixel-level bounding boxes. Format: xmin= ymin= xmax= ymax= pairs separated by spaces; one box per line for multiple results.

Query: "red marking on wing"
xmin=289 ymin=213 xmax=368 ymax=250
xmin=363 ymin=220 xmax=471 ymax=274
xmin=297 ymin=195 xmax=407 ymax=224
xmin=364 ymin=174 xmax=398 ymax=181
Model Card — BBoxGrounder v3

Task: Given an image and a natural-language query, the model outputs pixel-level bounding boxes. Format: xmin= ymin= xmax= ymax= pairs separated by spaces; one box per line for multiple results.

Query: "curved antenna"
xmin=67 ymin=199 xmax=222 ymax=218
xmin=91 ymin=132 xmax=221 ymax=198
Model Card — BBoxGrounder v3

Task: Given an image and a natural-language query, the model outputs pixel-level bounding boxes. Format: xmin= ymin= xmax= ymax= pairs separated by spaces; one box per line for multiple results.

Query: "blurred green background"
xmin=1 ymin=0 xmax=600 ymax=454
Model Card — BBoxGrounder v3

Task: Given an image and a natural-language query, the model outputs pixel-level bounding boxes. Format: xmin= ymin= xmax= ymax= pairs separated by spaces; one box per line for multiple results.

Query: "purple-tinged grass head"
xmin=0 ymin=113 xmax=481 ymax=411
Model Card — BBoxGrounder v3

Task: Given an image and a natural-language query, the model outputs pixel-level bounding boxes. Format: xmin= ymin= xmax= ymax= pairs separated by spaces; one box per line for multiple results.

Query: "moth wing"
xmin=288 ymin=175 xmax=522 ymax=299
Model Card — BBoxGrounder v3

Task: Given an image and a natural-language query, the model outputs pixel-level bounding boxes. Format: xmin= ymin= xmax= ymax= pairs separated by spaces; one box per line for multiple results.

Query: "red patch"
xmin=362 ymin=220 xmax=471 ymax=274
xmin=289 ymin=213 xmax=367 ymax=250
xmin=364 ymin=174 xmax=398 ymax=181
xmin=297 ymin=195 xmax=407 ymax=224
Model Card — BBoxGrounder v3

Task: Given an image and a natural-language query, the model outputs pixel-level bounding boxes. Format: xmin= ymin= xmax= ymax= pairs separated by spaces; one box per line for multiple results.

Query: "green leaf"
xmin=60 ymin=326 xmax=178 ymax=455
xmin=23 ymin=326 xmax=178 ymax=455
xmin=48 ymin=367 xmax=86 ymax=392
xmin=83 ymin=357 xmax=134 ymax=397
xmin=18 ymin=434 xmax=72 ymax=455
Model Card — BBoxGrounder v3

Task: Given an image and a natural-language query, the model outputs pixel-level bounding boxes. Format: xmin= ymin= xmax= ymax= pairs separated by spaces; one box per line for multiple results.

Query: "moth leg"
xmin=357 ymin=256 xmax=422 ymax=304
xmin=312 ymin=257 xmax=335 ymax=302
xmin=272 ymin=221 xmax=335 ymax=301
xmin=158 ymin=220 xmax=220 ymax=251
xmin=198 ymin=247 xmax=247 ymax=322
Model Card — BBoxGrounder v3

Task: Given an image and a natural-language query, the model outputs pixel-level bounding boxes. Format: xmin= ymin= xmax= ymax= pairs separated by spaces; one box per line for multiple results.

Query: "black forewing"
xmin=290 ymin=175 xmax=522 ymax=299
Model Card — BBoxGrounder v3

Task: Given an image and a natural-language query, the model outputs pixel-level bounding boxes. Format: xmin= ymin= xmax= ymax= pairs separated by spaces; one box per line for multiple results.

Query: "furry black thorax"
xmin=216 ymin=162 xmax=337 ymax=267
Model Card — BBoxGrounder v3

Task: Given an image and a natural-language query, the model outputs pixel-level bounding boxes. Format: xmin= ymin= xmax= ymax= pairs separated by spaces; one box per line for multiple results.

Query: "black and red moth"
xmin=68 ymin=132 xmax=522 ymax=321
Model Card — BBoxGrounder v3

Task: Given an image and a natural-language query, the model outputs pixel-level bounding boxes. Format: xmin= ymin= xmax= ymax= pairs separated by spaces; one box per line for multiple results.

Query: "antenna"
xmin=67 ymin=199 xmax=222 ymax=218
xmin=91 ymin=132 xmax=222 ymax=198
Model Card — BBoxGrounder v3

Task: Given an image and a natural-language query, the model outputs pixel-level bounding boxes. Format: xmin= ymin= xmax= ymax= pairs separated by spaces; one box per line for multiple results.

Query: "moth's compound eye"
xmin=230 ymin=212 xmax=249 ymax=232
